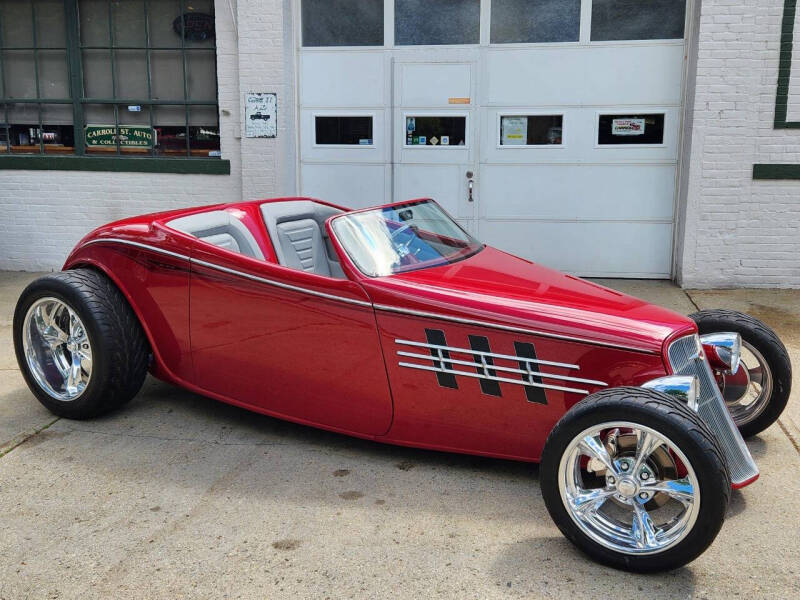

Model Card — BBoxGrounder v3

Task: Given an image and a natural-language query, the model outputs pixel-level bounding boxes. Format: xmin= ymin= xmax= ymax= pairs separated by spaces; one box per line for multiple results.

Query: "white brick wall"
xmin=0 ymin=0 xmax=294 ymax=272
xmin=678 ymin=0 xmax=800 ymax=288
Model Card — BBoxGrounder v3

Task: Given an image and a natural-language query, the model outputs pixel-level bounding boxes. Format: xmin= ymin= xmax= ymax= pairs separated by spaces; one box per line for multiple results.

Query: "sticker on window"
xmin=611 ymin=118 xmax=646 ymax=136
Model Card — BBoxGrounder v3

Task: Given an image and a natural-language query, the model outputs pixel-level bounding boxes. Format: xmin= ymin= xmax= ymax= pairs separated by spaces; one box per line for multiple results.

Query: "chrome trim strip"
xmin=395 ymin=339 xmax=578 ymax=369
xmin=396 ymin=350 xmax=607 ymax=386
xmin=79 ymin=238 xmax=373 ymax=308
xmin=376 ymin=304 xmax=656 ymax=353
xmin=81 ymin=237 xmax=190 ymax=261
xmin=190 ymin=258 xmax=373 ymax=307
xmin=398 ymin=361 xmax=591 ymax=395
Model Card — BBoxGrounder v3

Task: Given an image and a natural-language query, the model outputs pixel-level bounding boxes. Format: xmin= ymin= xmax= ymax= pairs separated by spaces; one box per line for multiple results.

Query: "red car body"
xmin=63 ymin=197 xmax=701 ymax=465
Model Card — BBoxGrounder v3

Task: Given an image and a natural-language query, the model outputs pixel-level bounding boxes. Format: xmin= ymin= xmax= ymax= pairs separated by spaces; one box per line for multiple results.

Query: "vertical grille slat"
xmin=668 ymin=335 xmax=759 ymax=485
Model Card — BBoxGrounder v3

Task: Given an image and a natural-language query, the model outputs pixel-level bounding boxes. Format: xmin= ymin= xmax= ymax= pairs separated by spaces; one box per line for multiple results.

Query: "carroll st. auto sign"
xmin=85 ymin=125 xmax=154 ymax=148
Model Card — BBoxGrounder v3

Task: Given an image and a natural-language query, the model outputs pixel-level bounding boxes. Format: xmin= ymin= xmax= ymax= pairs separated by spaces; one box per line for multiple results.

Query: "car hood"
xmin=360 ymin=246 xmax=695 ymax=354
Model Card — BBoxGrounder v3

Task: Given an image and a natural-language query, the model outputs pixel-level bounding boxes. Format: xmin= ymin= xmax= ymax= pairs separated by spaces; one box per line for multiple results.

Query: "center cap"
xmin=617 ymin=478 xmax=638 ymax=497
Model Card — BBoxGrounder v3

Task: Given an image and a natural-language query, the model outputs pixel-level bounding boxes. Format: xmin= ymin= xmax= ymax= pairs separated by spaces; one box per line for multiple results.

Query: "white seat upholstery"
xmin=167 ymin=210 xmax=264 ymax=260
xmin=260 ymin=200 xmax=345 ymax=278
xmin=275 ymin=219 xmax=331 ymax=276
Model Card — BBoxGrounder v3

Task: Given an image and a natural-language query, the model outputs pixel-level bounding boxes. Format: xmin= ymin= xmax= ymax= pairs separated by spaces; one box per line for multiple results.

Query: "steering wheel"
xmin=389 ymin=223 xmax=420 ymax=261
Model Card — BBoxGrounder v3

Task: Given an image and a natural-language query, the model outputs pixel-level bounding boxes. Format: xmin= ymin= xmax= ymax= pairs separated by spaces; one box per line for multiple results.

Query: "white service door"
xmin=392 ymin=58 xmax=478 ymax=231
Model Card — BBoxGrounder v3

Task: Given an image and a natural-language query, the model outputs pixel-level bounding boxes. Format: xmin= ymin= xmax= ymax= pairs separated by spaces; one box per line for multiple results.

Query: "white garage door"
xmin=297 ymin=0 xmax=689 ymax=278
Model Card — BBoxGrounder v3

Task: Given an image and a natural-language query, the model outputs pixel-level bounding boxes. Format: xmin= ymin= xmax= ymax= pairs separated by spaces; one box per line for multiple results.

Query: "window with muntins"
xmin=0 ymin=0 xmax=220 ymax=159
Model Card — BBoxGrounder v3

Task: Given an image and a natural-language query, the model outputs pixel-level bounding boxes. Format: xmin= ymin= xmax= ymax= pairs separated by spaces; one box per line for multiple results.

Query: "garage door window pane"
xmin=500 ymin=115 xmax=563 ymax=145
xmin=491 ymin=0 xmax=580 ymax=44
xmin=302 ymin=0 xmax=384 ymax=47
xmin=598 ymin=114 xmax=665 ymax=145
xmin=405 ymin=116 xmax=466 ymax=146
xmin=315 ymin=116 xmax=374 ymax=145
xmin=396 ymin=0 xmax=480 ymax=46
xmin=591 ymin=0 xmax=686 ymax=41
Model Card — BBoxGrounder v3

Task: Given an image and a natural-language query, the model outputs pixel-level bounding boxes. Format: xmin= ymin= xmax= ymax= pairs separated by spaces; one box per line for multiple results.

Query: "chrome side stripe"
xmin=376 ymin=303 xmax=656 ymax=354
xmin=190 ymin=257 xmax=373 ymax=307
xmin=80 ymin=238 xmax=372 ymax=308
xmin=395 ymin=338 xmax=578 ymax=369
xmin=81 ymin=237 xmax=190 ymax=261
xmin=396 ymin=350 xmax=607 ymax=387
xmin=398 ymin=361 xmax=592 ymax=395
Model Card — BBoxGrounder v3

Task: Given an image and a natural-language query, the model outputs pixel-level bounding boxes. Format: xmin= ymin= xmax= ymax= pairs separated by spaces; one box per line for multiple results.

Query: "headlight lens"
xmin=642 ymin=375 xmax=700 ymax=411
xmin=700 ymin=332 xmax=742 ymax=373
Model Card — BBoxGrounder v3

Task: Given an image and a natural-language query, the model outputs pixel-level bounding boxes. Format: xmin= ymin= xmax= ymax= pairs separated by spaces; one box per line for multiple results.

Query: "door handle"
xmin=466 ymin=170 xmax=474 ymax=202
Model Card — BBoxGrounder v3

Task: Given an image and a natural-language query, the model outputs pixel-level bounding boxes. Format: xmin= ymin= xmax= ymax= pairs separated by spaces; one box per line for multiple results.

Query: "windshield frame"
xmin=328 ymin=198 xmax=484 ymax=278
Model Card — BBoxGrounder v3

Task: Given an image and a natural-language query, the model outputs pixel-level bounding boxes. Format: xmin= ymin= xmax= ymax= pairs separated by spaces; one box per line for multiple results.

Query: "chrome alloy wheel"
xmin=718 ymin=342 xmax=773 ymax=427
xmin=22 ymin=297 xmax=93 ymax=401
xmin=558 ymin=422 xmax=700 ymax=555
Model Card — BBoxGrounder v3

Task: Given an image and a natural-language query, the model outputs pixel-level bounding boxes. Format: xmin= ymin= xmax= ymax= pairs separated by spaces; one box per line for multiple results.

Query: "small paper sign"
xmin=430 ymin=136 xmax=439 ymax=146
xmin=611 ymin=118 xmax=645 ymax=136
xmin=441 ymin=136 xmax=449 ymax=145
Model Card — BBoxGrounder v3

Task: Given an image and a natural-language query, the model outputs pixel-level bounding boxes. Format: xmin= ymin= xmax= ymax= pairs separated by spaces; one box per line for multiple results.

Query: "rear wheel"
xmin=540 ymin=388 xmax=730 ymax=572
xmin=691 ymin=309 xmax=792 ymax=438
xmin=13 ymin=269 xmax=149 ymax=419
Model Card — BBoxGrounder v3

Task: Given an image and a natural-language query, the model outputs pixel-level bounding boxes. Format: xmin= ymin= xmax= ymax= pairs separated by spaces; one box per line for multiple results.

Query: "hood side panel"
xmin=363 ymin=247 xmax=695 ymax=355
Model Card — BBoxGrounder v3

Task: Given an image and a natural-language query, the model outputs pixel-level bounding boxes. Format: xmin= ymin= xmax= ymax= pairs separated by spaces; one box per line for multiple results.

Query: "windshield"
xmin=330 ymin=199 xmax=483 ymax=277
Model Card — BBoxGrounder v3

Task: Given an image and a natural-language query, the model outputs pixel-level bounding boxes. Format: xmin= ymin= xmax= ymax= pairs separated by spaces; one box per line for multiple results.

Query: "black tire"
xmin=540 ymin=388 xmax=731 ymax=573
xmin=13 ymin=268 xmax=149 ymax=419
xmin=690 ymin=309 xmax=792 ymax=438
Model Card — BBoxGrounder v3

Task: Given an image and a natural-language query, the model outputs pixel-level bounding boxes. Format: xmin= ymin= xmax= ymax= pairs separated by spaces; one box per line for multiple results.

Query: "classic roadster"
xmin=13 ymin=197 xmax=792 ymax=572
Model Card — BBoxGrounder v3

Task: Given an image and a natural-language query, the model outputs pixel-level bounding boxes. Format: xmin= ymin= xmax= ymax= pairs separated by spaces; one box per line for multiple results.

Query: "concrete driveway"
xmin=1 ymin=272 xmax=799 ymax=599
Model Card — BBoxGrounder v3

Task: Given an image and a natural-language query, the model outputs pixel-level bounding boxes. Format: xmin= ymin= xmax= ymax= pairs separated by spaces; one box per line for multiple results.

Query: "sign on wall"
xmin=245 ymin=93 xmax=277 ymax=138
xmin=85 ymin=125 xmax=154 ymax=148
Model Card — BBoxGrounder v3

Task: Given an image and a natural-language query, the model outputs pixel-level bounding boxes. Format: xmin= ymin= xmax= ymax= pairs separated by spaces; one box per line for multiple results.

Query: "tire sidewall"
xmin=13 ymin=275 xmax=110 ymax=418
xmin=540 ymin=395 xmax=729 ymax=572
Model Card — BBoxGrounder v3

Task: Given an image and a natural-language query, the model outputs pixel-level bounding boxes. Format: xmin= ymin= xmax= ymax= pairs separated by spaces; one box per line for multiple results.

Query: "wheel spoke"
xmin=570 ymin=488 xmax=615 ymax=518
xmin=645 ymin=477 xmax=695 ymax=505
xmin=66 ymin=351 xmax=83 ymax=395
xmin=748 ymin=364 xmax=763 ymax=387
xmin=632 ymin=429 xmax=662 ymax=474
xmin=578 ymin=435 xmax=619 ymax=476
xmin=631 ymin=502 xmax=659 ymax=550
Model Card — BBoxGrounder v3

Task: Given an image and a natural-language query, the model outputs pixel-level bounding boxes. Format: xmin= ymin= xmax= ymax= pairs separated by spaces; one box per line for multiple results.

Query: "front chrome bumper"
xmin=667 ymin=334 xmax=759 ymax=487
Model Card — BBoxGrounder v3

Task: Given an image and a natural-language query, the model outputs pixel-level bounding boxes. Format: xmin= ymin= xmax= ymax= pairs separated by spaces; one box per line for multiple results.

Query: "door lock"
xmin=466 ymin=171 xmax=474 ymax=202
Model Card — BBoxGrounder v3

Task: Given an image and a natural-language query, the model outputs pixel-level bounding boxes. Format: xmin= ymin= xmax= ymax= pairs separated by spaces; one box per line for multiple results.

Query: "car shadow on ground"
xmin=490 ymin=536 xmax=698 ymax=595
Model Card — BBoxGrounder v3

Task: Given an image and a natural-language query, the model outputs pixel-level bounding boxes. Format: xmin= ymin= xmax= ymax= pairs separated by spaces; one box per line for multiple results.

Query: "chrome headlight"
xmin=700 ymin=332 xmax=742 ymax=373
xmin=642 ymin=375 xmax=700 ymax=411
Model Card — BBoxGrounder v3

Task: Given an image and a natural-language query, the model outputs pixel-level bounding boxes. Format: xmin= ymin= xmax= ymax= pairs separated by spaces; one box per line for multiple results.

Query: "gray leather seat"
xmin=260 ymin=200 xmax=345 ymax=278
xmin=167 ymin=210 xmax=264 ymax=260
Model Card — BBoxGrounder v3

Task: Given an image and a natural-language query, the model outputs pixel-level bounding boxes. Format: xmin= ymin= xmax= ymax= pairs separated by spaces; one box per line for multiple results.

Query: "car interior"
xmin=166 ymin=200 xmax=347 ymax=279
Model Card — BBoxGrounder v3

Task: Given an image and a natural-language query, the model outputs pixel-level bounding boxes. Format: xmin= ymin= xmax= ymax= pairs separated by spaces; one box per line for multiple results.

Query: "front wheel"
xmin=691 ymin=309 xmax=792 ymax=438
xmin=540 ymin=388 xmax=730 ymax=573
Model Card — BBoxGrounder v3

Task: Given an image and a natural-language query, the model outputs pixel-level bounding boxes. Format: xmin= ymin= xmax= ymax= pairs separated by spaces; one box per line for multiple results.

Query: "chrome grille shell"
xmin=667 ymin=334 xmax=759 ymax=486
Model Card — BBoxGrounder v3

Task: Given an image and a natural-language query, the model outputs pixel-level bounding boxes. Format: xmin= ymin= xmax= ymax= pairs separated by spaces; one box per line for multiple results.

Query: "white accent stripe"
xmin=395 ymin=338 xmax=578 ymax=369
xmin=376 ymin=303 xmax=657 ymax=354
xmin=398 ymin=362 xmax=591 ymax=395
xmin=79 ymin=237 xmax=372 ymax=308
xmin=396 ymin=350 xmax=607 ymax=387
xmin=81 ymin=237 xmax=189 ymax=261
xmin=81 ymin=238 xmax=659 ymax=356
xmin=190 ymin=258 xmax=373 ymax=307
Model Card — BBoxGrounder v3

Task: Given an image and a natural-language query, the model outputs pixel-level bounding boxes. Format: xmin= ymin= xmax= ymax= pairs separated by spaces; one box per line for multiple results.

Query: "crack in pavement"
xmin=0 ymin=417 xmax=61 ymax=458
xmin=778 ymin=418 xmax=800 ymax=456
xmin=683 ymin=289 xmax=702 ymax=312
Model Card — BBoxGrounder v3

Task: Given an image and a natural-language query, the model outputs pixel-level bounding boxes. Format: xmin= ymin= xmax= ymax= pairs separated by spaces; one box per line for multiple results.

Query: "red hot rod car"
xmin=13 ymin=197 xmax=792 ymax=572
